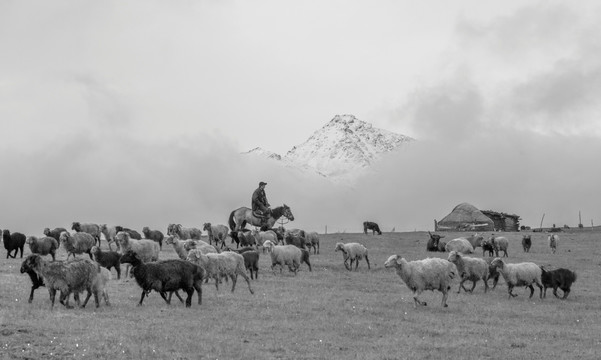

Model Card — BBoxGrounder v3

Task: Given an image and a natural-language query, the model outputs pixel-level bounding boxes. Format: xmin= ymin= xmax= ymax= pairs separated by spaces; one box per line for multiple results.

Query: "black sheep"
xmin=20 ymin=260 xmax=45 ymax=303
xmin=285 ymin=232 xmax=307 ymax=250
xmin=142 ymin=227 xmax=164 ymax=250
xmin=91 ymin=246 xmax=122 ymax=279
xmin=482 ymin=240 xmax=495 ymax=257
xmin=120 ymin=250 xmax=204 ymax=307
xmin=43 ymin=227 xmax=67 ymax=246
xmin=541 ymin=267 xmax=577 ymax=299
xmin=226 ymin=247 xmax=259 ymax=280
xmin=426 ymin=231 xmax=444 ymax=252
xmin=3 ymin=229 xmax=26 ymax=259
xmin=300 ymin=249 xmax=312 ymax=272
xmin=522 ymin=235 xmax=532 ymax=253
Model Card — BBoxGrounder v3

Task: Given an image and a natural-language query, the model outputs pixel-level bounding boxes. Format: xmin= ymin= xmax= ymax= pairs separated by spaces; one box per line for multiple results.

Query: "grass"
xmin=1 ymin=230 xmax=601 ymax=359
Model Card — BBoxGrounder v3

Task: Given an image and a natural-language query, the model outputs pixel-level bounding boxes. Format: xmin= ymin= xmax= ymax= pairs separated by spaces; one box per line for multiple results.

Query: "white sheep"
xmin=203 ymin=222 xmax=229 ymax=248
xmin=60 ymin=231 xmax=95 ymax=260
xmin=116 ymin=231 xmax=160 ymax=277
xmin=548 ymin=234 xmax=558 ymax=254
xmin=186 ymin=249 xmax=254 ymax=294
xmin=263 ymin=240 xmax=303 ymax=275
xmin=251 ymin=229 xmax=278 ymax=253
xmin=334 ymin=242 xmax=370 ymax=271
xmin=165 ymin=235 xmax=188 ymax=260
xmin=447 ymin=251 xmax=489 ymax=293
xmin=490 ymin=258 xmax=543 ymax=299
xmin=445 ymin=238 xmax=474 ymax=254
xmin=384 ymin=255 xmax=457 ymax=308
xmin=182 ymin=239 xmax=213 ymax=252
xmin=489 ymin=235 xmax=509 ymax=257
xmin=100 ymin=224 xmax=120 ymax=251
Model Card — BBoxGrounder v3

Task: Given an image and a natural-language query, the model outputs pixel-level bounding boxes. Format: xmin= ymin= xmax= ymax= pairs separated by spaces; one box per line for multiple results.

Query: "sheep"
xmin=251 ymin=229 xmax=278 ymax=253
xmin=203 ymin=223 xmax=230 ymax=249
xmin=263 ymin=240 xmax=303 ymax=275
xmin=21 ymin=254 xmax=101 ymax=308
xmin=71 ymin=222 xmax=102 ymax=246
xmin=117 ymin=226 xmax=142 ymax=240
xmin=225 ymin=247 xmax=260 ymax=280
xmin=540 ymin=266 xmax=577 ymax=299
xmin=20 ymin=258 xmax=45 ymax=303
xmin=489 ymin=234 xmax=509 ymax=257
xmin=464 ymin=233 xmax=484 ymax=248
xmin=60 ymin=231 xmax=95 ymax=260
xmin=43 ymin=227 xmax=67 ymax=246
xmin=548 ymin=234 xmax=558 ymax=254
xmin=437 ymin=237 xmax=450 ymax=252
xmin=305 ymin=232 xmax=320 ymax=254
xmin=426 ymin=231 xmax=444 ymax=252
xmin=285 ymin=231 xmax=308 ymax=251
xmin=120 ymin=250 xmax=204 ymax=307
xmin=485 ymin=258 xmax=501 ymax=290
xmin=142 ymin=227 xmax=164 ymax=250
xmin=232 ymin=229 xmax=256 ymax=249
xmin=186 ymin=249 xmax=254 ymax=294
xmin=447 ymin=251 xmax=489 ymax=293
xmin=100 ymin=224 xmax=121 ymax=251
xmin=26 ymin=236 xmax=59 ymax=261
xmin=481 ymin=239 xmax=495 ymax=257
xmin=334 ymin=242 xmax=370 ymax=271
xmin=183 ymin=240 xmax=218 ymax=255
xmin=300 ymin=248 xmax=312 ymax=272
xmin=384 ymin=255 xmax=457 ymax=308
xmin=116 ymin=231 xmax=160 ymax=277
xmin=82 ymin=266 xmax=112 ymax=307
xmin=90 ymin=246 xmax=122 ymax=279
xmin=444 ymin=238 xmax=474 ymax=254
xmin=3 ymin=229 xmax=26 ymax=259
xmin=165 ymin=235 xmax=189 ymax=260
xmin=167 ymin=224 xmax=202 ymax=240
xmin=522 ymin=235 xmax=532 ymax=253
xmin=490 ymin=258 xmax=543 ymax=299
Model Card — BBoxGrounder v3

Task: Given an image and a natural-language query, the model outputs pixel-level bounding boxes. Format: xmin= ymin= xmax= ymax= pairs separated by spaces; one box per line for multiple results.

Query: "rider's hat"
xmin=259 ymin=181 xmax=267 ymax=186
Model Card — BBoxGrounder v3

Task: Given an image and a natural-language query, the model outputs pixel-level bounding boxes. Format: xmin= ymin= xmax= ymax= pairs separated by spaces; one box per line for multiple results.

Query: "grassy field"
xmin=1 ymin=229 xmax=600 ymax=359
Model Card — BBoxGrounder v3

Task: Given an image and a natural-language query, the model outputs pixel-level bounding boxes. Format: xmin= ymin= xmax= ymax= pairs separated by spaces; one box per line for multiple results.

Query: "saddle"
xmin=253 ymin=209 xmax=271 ymax=226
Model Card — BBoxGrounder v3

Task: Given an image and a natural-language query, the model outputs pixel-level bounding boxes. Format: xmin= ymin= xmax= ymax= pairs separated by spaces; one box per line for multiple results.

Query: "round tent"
xmin=436 ymin=203 xmax=494 ymax=231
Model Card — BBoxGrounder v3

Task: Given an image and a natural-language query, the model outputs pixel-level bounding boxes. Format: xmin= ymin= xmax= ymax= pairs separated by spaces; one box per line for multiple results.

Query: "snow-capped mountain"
xmin=244 ymin=114 xmax=414 ymax=181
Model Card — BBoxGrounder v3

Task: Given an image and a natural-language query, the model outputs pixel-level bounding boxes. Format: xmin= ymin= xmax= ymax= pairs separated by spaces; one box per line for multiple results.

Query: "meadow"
xmin=1 ymin=229 xmax=600 ymax=359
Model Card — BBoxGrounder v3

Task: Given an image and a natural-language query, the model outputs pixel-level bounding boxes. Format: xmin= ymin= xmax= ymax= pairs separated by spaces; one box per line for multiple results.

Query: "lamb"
xmin=522 ymin=235 xmax=532 ymax=253
xmin=71 ymin=222 xmax=102 ymax=246
xmin=186 ymin=249 xmax=254 ymax=294
xmin=120 ymin=250 xmax=204 ymax=307
xmin=305 ymin=232 xmax=320 ymax=254
xmin=60 ymin=231 xmax=95 ymax=260
xmin=447 ymin=251 xmax=489 ymax=293
xmin=225 ymin=247 xmax=260 ymax=280
xmin=26 ymin=236 xmax=59 ymax=261
xmin=21 ymin=254 xmax=102 ymax=308
xmin=263 ymin=240 xmax=303 ymax=275
xmin=3 ymin=229 xmax=26 ymax=259
xmin=334 ymin=242 xmax=370 ymax=271
xmin=90 ymin=246 xmax=122 ymax=279
xmin=489 ymin=235 xmax=509 ymax=257
xmin=100 ymin=224 xmax=121 ymax=251
xmin=384 ymin=255 xmax=457 ymax=308
xmin=142 ymin=227 xmax=164 ymax=250
xmin=167 ymin=224 xmax=202 ymax=240
xmin=165 ymin=235 xmax=189 ymax=260
xmin=444 ymin=238 xmax=474 ymax=254
xmin=203 ymin=223 xmax=230 ymax=249
xmin=43 ymin=227 xmax=67 ymax=246
xmin=115 ymin=231 xmax=160 ymax=277
xmin=548 ymin=234 xmax=558 ymax=254
xmin=490 ymin=258 xmax=543 ymax=299
xmin=540 ymin=266 xmax=576 ymax=299
xmin=20 ymin=258 xmax=45 ymax=303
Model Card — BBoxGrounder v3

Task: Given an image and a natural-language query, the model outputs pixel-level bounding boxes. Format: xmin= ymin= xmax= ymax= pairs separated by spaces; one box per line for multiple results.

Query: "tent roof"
xmin=438 ymin=203 xmax=494 ymax=226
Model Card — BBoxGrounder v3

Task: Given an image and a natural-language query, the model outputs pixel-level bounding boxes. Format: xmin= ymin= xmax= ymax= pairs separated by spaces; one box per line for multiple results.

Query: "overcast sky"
xmin=1 ymin=1 xmax=600 ymax=235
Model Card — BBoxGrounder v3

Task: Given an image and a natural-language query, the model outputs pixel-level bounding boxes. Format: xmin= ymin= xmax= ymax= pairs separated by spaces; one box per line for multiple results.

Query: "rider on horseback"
xmin=252 ymin=181 xmax=271 ymax=225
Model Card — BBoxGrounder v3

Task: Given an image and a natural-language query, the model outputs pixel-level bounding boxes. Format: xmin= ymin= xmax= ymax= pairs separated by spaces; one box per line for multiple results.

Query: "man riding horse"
xmin=252 ymin=181 xmax=271 ymax=226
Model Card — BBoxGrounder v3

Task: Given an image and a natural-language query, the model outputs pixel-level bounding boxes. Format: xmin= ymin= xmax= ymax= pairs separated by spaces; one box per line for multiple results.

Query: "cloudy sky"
xmin=1 ymin=1 xmax=600 ymax=235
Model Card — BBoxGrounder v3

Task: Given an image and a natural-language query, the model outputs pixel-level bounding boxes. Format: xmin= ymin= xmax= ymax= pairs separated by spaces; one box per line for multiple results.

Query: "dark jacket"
xmin=252 ymin=188 xmax=270 ymax=212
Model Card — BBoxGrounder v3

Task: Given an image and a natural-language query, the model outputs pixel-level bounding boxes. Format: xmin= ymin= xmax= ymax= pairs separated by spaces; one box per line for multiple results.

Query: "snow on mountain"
xmin=243 ymin=114 xmax=414 ymax=182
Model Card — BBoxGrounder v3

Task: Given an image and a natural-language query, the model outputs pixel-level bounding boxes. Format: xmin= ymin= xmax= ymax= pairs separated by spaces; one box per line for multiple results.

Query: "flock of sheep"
xmin=3 ymin=221 xmax=577 ymax=310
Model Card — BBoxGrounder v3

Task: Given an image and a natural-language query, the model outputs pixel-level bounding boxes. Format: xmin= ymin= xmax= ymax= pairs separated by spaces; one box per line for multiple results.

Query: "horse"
xmin=363 ymin=221 xmax=382 ymax=235
xmin=228 ymin=205 xmax=294 ymax=235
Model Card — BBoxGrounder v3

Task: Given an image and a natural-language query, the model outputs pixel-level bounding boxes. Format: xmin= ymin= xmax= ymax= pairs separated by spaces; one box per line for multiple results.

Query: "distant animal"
xmin=540 ymin=266 xmax=576 ymax=299
xmin=522 ymin=235 xmax=532 ymax=253
xmin=363 ymin=221 xmax=382 ymax=235
xmin=426 ymin=231 xmax=444 ymax=252
xmin=203 ymin=223 xmax=229 ymax=249
xmin=335 ymin=242 xmax=370 ymax=271
xmin=60 ymin=231 xmax=95 ymax=260
xmin=43 ymin=227 xmax=67 ymax=246
xmin=489 ymin=235 xmax=509 ymax=257
xmin=3 ymin=229 xmax=26 ymax=259
xmin=228 ymin=204 xmax=294 ymax=233
xmin=71 ymin=222 xmax=102 ymax=246
xmin=444 ymin=238 xmax=474 ymax=254
xmin=167 ymin=224 xmax=202 ymax=240
xmin=548 ymin=234 xmax=558 ymax=254
xmin=142 ymin=227 xmax=164 ymax=250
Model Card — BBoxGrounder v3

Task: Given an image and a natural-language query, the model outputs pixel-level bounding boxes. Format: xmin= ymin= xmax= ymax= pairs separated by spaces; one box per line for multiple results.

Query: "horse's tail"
xmin=228 ymin=210 xmax=236 ymax=232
